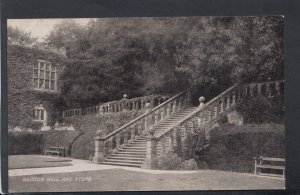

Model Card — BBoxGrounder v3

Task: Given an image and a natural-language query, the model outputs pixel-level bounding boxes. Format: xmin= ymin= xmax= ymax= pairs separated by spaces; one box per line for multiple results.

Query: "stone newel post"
xmin=121 ymin=94 xmax=128 ymax=111
xmin=142 ymin=127 xmax=158 ymax=169
xmin=144 ymin=102 xmax=152 ymax=131
xmin=199 ymin=96 xmax=205 ymax=108
xmin=92 ymin=130 xmax=106 ymax=164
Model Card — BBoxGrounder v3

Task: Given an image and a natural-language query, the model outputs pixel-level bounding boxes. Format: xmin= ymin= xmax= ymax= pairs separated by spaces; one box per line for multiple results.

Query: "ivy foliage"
xmin=7 ymin=45 xmax=66 ymax=127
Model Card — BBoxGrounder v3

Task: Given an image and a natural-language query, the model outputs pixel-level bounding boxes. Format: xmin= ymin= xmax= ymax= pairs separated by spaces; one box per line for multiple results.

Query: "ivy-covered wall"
xmin=8 ymin=45 xmax=66 ymax=129
xmin=64 ymin=110 xmax=144 ymax=159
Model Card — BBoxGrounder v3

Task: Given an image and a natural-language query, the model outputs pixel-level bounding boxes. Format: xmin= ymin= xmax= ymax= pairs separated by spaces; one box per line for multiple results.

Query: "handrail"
xmin=155 ymin=84 xmax=240 ymax=139
xmin=102 ymin=90 xmax=189 ymax=140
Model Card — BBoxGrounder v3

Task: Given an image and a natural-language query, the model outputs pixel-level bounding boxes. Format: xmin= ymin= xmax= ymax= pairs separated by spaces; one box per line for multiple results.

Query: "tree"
xmin=7 ymin=26 xmax=37 ymax=46
xmin=45 ymin=17 xmax=283 ymax=108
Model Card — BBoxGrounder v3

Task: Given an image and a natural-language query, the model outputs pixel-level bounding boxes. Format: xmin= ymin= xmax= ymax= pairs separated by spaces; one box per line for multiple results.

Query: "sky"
xmin=8 ymin=18 xmax=93 ymax=41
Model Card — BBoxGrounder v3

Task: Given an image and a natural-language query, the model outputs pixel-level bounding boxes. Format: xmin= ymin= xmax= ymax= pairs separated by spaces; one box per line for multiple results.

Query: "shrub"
xmin=218 ymin=113 xmax=228 ymax=124
xmin=203 ymin=124 xmax=284 ymax=173
xmin=8 ymin=130 xmax=80 ymax=155
xmin=8 ymin=131 xmax=44 ymax=155
xmin=157 ymin=151 xmax=183 ymax=170
xmin=236 ymin=95 xmax=284 ymax=123
xmin=180 ymin=159 xmax=198 ymax=170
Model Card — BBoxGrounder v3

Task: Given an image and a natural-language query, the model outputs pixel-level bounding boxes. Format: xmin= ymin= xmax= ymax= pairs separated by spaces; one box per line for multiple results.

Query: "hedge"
xmin=199 ymin=124 xmax=285 ymax=173
xmin=8 ymin=130 xmax=80 ymax=155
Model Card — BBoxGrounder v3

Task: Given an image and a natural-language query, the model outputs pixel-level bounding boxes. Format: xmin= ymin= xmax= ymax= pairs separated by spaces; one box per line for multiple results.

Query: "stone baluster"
xmin=154 ymin=110 xmax=159 ymax=124
xmin=108 ymin=137 xmax=113 ymax=154
xmin=183 ymin=122 xmax=188 ymax=139
xmin=178 ymin=96 xmax=182 ymax=110
xmin=266 ymin=83 xmax=271 ymax=97
xmin=130 ymin=126 xmax=135 ymax=141
xmin=123 ymin=130 xmax=129 ymax=145
xmin=166 ymin=103 xmax=171 ymax=116
xmin=115 ymin=134 xmax=120 ymax=149
xmin=250 ymin=85 xmax=254 ymax=96
xmin=198 ymin=112 xmax=203 ymax=126
xmin=220 ymin=98 xmax=225 ymax=113
xmin=258 ymin=84 xmax=262 ymax=95
xmin=173 ymin=127 xmax=178 ymax=146
xmin=226 ymin=96 xmax=230 ymax=109
xmin=173 ymin=99 xmax=177 ymax=113
xmin=161 ymin=135 xmax=166 ymax=154
xmin=208 ymin=110 xmax=212 ymax=121
xmin=214 ymin=106 xmax=218 ymax=118
xmin=170 ymin=129 xmax=175 ymax=151
xmin=276 ymin=82 xmax=280 ymax=95
xmin=160 ymin=107 xmax=165 ymax=120
xmin=232 ymin=92 xmax=236 ymax=106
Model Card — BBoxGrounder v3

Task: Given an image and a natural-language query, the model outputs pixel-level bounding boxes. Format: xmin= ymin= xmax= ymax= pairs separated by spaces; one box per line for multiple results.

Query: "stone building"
xmin=7 ymin=44 xmax=66 ymax=130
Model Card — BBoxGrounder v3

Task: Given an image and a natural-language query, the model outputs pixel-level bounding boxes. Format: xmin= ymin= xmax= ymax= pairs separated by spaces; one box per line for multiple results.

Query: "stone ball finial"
xmin=199 ymin=96 xmax=205 ymax=108
xmin=96 ymin=130 xmax=103 ymax=136
xmin=123 ymin=94 xmax=128 ymax=99
xmin=145 ymin=102 xmax=151 ymax=109
xmin=199 ymin=96 xmax=205 ymax=103
xmin=148 ymin=127 xmax=155 ymax=136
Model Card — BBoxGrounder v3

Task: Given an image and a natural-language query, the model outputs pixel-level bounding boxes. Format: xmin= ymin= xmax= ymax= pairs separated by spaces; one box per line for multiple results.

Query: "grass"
xmin=9 ymin=168 xmax=284 ymax=192
xmin=9 ymin=155 xmax=72 ymax=169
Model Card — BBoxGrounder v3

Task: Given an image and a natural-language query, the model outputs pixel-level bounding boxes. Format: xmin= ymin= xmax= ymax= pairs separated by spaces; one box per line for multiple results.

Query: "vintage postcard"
xmin=7 ymin=16 xmax=284 ymax=192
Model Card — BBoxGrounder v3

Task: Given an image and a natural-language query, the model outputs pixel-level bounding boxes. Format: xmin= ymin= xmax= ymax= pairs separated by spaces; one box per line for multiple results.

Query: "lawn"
xmin=9 ymin=155 xmax=72 ymax=169
xmin=9 ymin=168 xmax=284 ymax=192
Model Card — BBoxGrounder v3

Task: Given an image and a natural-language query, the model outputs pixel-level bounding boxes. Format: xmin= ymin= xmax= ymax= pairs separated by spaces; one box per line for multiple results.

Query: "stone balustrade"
xmin=63 ymin=94 xmax=171 ymax=118
xmin=142 ymin=80 xmax=284 ymax=169
xmin=243 ymin=80 xmax=284 ymax=97
xmin=92 ymin=90 xmax=191 ymax=163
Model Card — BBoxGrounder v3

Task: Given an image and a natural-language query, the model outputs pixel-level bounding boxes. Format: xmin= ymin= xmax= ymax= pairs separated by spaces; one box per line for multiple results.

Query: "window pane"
xmin=34 ymin=63 xmax=38 ymax=69
xmin=33 ymin=78 xmax=39 ymax=88
xmin=46 ymin=63 xmax=50 ymax=70
xmin=40 ymin=110 xmax=44 ymax=120
xmin=40 ymin=62 xmax=45 ymax=70
xmin=39 ymin=79 xmax=44 ymax=88
xmin=51 ymin=72 xmax=55 ymax=79
xmin=45 ymin=80 xmax=50 ymax=89
xmin=33 ymin=69 xmax=39 ymax=77
xmin=50 ymin=81 xmax=55 ymax=90
xmin=39 ymin=70 xmax=44 ymax=78
xmin=51 ymin=65 xmax=56 ymax=72
xmin=46 ymin=71 xmax=50 ymax=79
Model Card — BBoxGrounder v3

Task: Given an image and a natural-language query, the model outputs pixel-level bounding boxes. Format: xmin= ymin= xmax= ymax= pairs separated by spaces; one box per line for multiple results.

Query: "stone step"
xmin=115 ymin=151 xmax=146 ymax=155
xmin=111 ymin=153 xmax=146 ymax=158
xmin=130 ymin=142 xmax=147 ymax=146
xmin=124 ymin=146 xmax=146 ymax=149
xmin=101 ymin=161 xmax=142 ymax=168
xmin=104 ymin=159 xmax=144 ymax=164
xmin=106 ymin=156 xmax=145 ymax=161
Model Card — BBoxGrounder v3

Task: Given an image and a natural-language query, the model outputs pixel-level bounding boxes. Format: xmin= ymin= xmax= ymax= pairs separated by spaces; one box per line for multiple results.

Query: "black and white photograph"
xmin=7 ymin=16 xmax=284 ymax=192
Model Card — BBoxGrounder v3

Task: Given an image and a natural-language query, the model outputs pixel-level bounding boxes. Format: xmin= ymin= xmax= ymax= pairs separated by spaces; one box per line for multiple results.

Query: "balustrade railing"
xmin=92 ymin=90 xmax=191 ymax=162
xmin=63 ymin=94 xmax=171 ymax=118
xmin=243 ymin=80 xmax=284 ymax=97
xmin=154 ymin=84 xmax=241 ymax=154
xmin=154 ymin=80 xmax=284 ymax=158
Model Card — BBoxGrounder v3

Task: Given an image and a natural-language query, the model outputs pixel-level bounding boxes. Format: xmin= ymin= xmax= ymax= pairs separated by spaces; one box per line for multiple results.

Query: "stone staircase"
xmin=93 ymin=80 xmax=284 ymax=169
xmin=101 ymin=107 xmax=197 ymax=167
